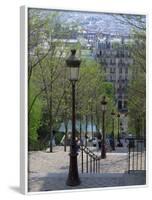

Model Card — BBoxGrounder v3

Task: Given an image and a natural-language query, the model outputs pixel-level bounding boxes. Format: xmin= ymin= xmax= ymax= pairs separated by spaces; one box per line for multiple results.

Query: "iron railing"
xmin=80 ymin=145 xmax=101 ymax=174
xmin=128 ymin=138 xmax=146 ymax=173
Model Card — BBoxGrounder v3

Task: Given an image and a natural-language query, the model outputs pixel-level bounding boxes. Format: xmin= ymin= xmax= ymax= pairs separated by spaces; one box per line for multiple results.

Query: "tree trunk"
xmin=85 ymin=115 xmax=88 ymax=147
xmin=64 ymin=121 xmax=68 ymax=152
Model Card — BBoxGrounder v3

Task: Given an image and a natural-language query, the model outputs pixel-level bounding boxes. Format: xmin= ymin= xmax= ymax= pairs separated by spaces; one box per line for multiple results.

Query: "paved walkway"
xmin=28 ymin=146 xmax=146 ymax=192
xmin=28 ymin=172 xmax=146 ymax=192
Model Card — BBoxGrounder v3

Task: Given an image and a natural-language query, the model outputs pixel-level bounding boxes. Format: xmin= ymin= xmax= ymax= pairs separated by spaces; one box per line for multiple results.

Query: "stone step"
xmin=28 ymin=172 xmax=146 ymax=192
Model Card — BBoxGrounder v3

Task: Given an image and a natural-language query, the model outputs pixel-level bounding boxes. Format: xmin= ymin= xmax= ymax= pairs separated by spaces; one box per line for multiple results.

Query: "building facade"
xmin=94 ymin=35 xmax=133 ymax=113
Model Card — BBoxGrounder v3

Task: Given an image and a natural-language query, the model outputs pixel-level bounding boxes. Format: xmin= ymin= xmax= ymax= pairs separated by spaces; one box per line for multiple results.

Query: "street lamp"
xmin=111 ymin=110 xmax=115 ymax=150
xmin=101 ymin=96 xmax=107 ymax=159
xmin=66 ymin=49 xmax=81 ymax=186
xmin=117 ymin=113 xmax=123 ymax=147
xmin=88 ymin=99 xmax=94 ymax=140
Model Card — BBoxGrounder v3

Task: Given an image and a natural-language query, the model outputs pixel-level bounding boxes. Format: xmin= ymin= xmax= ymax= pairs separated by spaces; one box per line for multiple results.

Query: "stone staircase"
xmin=29 ymin=171 xmax=146 ymax=192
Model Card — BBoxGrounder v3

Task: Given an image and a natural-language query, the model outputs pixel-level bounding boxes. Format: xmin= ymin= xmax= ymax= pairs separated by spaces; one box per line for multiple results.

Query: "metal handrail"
xmin=80 ymin=145 xmax=101 ymax=174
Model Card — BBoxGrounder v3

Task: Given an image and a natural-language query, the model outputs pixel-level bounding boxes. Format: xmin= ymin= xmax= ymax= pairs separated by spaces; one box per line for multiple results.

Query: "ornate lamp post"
xmin=101 ymin=96 xmax=107 ymax=159
xmin=88 ymin=99 xmax=94 ymax=140
xmin=111 ymin=110 xmax=115 ymax=150
xmin=117 ymin=113 xmax=123 ymax=147
xmin=66 ymin=49 xmax=81 ymax=186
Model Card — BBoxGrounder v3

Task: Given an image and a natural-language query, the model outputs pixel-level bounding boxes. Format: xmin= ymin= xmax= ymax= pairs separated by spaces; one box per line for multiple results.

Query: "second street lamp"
xmin=111 ymin=110 xmax=115 ymax=151
xmin=101 ymin=96 xmax=107 ymax=159
xmin=66 ymin=49 xmax=81 ymax=186
xmin=117 ymin=113 xmax=123 ymax=147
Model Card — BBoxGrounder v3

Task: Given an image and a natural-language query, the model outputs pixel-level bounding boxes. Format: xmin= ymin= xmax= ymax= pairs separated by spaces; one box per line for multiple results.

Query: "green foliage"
xmin=55 ymin=132 xmax=63 ymax=145
xmin=28 ymin=9 xmax=119 ymax=150
xmin=127 ymin=24 xmax=146 ymax=134
xmin=102 ymin=82 xmax=114 ymax=98
xmin=28 ymin=90 xmax=43 ymax=150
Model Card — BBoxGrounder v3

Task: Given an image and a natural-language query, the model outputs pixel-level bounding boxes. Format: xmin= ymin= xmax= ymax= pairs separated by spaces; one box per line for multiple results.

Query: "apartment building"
xmin=95 ymin=35 xmax=133 ymax=113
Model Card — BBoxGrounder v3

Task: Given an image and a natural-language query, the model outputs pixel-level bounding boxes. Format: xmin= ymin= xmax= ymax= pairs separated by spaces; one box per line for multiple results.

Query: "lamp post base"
xmin=101 ymin=144 xmax=106 ymax=159
xmin=66 ymin=152 xmax=81 ymax=186
xmin=66 ymin=176 xmax=81 ymax=186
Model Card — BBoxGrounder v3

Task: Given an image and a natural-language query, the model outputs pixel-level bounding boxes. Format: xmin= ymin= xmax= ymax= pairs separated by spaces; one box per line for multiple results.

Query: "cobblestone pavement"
xmin=28 ymin=146 xmax=146 ymax=192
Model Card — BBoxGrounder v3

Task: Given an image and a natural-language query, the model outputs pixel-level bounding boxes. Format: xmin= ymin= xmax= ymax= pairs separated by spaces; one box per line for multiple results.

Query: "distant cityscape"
xmin=59 ymin=11 xmax=132 ymax=36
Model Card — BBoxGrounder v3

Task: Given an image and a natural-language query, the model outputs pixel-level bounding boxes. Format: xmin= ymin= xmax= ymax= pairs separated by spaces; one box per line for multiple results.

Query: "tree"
xmin=28 ymin=9 xmax=81 ymax=151
xmin=76 ymin=59 xmax=115 ymax=138
xmin=113 ymin=14 xmax=146 ymax=136
xmin=127 ymin=30 xmax=146 ymax=136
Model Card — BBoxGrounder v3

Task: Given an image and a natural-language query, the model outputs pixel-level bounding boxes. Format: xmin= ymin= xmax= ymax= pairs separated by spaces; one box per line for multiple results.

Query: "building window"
xmin=119 ymin=67 xmax=122 ymax=73
xmin=118 ymin=101 xmax=122 ymax=110
xmin=124 ymin=101 xmax=128 ymax=108
xmin=110 ymin=67 xmax=116 ymax=73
